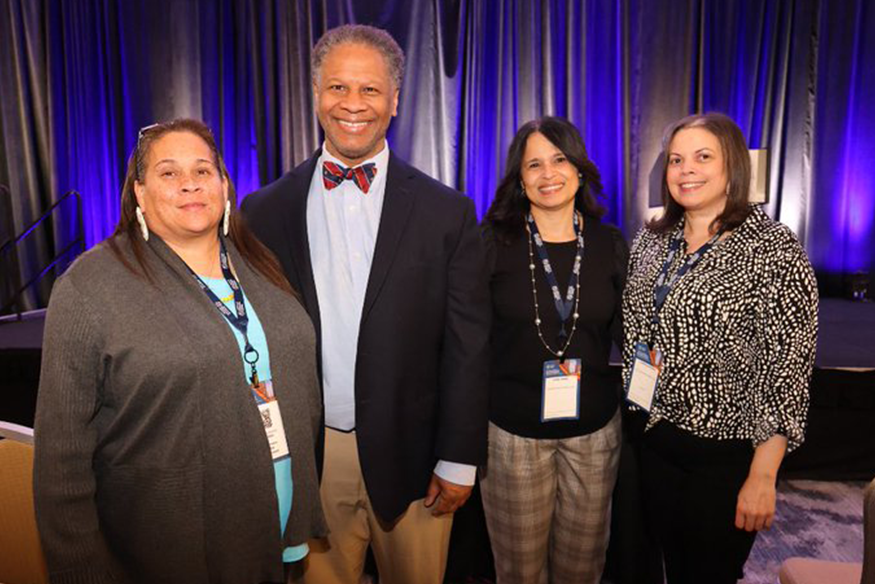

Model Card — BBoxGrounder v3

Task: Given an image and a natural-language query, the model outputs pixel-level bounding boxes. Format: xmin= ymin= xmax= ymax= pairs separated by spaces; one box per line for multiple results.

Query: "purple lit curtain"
xmin=1 ymin=0 xmax=874 ymax=311
xmin=810 ymin=0 xmax=875 ymax=273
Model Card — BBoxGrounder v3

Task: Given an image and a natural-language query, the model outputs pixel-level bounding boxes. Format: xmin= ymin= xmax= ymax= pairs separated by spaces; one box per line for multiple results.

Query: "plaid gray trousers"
xmin=479 ymin=410 xmax=621 ymax=584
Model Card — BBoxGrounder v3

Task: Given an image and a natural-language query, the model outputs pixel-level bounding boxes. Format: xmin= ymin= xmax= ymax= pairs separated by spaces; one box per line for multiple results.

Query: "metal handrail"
xmin=0 ymin=190 xmax=83 ymax=256
xmin=0 ymin=190 xmax=85 ymax=317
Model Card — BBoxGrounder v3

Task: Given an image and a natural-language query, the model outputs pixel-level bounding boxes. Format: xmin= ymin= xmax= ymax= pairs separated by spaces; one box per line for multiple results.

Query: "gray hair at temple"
xmin=311 ymin=24 xmax=405 ymax=89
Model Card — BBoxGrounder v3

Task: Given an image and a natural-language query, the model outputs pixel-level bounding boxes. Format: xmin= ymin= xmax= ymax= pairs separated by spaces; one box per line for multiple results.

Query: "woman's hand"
xmin=735 ymin=472 xmax=777 ymax=531
xmin=735 ymin=434 xmax=787 ymax=531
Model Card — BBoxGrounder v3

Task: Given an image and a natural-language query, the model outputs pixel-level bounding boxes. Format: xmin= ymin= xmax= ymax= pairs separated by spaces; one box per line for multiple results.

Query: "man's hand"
xmin=423 ymin=473 xmax=472 ymax=516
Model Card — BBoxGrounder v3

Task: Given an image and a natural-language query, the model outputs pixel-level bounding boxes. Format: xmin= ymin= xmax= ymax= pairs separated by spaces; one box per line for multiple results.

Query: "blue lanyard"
xmin=650 ymin=227 xmax=723 ymax=336
xmin=526 ymin=212 xmax=584 ymax=341
xmin=187 ymin=239 xmax=260 ymax=384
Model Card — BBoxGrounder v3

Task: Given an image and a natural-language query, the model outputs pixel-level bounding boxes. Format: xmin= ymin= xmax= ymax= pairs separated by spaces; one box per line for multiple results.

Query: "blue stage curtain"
xmin=810 ymin=0 xmax=875 ymax=275
xmin=1 ymin=0 xmax=874 ymax=310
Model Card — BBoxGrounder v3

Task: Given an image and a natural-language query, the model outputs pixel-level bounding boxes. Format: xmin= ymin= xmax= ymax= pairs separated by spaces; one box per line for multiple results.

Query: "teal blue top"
xmin=202 ymin=276 xmax=308 ymax=563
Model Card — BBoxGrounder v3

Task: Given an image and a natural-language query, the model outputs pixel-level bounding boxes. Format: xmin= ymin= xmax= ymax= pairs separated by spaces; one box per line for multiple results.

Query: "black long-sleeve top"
xmin=483 ymin=215 xmax=628 ymax=439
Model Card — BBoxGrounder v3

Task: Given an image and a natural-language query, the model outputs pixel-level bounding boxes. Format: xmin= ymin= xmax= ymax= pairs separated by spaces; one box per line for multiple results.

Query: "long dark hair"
xmin=484 ymin=116 xmax=606 ymax=244
xmin=648 ymin=112 xmax=752 ymax=234
xmin=108 ymin=119 xmax=293 ymax=295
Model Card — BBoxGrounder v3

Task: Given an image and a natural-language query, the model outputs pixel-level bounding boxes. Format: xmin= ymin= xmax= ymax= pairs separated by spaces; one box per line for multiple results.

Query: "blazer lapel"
xmin=284 ymin=152 xmax=322 ymax=337
xmin=361 ymin=153 xmax=415 ymax=324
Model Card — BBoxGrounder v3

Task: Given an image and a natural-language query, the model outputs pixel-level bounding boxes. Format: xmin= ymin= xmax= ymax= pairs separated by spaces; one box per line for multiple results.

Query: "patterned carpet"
xmin=740 ymin=479 xmax=867 ymax=584
xmin=374 ymin=479 xmax=869 ymax=584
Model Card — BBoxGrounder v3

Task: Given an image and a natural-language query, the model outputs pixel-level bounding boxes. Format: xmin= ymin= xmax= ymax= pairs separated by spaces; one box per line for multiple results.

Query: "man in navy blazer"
xmin=241 ymin=24 xmax=489 ymax=584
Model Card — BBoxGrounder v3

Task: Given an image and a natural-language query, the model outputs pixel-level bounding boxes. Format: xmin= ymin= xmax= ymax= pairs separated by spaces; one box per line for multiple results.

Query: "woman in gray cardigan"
xmin=33 ymin=119 xmax=326 ymax=584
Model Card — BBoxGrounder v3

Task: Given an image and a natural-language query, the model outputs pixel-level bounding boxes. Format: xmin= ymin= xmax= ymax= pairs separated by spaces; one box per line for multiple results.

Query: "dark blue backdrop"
xmin=1 ymin=0 xmax=873 ymax=310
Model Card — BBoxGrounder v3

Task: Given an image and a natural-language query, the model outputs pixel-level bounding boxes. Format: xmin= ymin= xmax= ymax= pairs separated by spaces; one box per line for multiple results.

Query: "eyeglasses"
xmin=137 ymin=123 xmax=161 ymax=147
xmin=134 ymin=124 xmax=163 ymax=180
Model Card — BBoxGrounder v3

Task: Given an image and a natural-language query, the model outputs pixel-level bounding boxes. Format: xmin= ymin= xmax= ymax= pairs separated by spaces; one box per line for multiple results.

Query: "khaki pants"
xmin=302 ymin=428 xmax=453 ymax=584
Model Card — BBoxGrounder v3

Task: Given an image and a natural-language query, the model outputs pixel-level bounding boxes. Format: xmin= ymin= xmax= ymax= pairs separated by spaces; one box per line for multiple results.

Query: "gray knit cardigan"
xmin=33 ymin=233 xmax=327 ymax=584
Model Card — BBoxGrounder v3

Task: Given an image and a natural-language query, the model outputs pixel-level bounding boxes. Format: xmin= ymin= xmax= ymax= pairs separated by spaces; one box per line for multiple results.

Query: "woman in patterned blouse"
xmin=622 ymin=113 xmax=818 ymax=584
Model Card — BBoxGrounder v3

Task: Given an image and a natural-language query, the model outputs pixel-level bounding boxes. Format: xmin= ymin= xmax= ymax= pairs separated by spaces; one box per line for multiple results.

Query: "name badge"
xmin=253 ymin=380 xmax=290 ymax=461
xmin=625 ymin=342 xmax=662 ymax=412
xmin=541 ymin=359 xmax=581 ymax=421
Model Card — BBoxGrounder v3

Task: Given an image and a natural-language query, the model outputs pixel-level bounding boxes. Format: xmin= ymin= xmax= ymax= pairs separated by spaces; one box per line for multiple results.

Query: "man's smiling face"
xmin=314 ymin=42 xmax=399 ymax=166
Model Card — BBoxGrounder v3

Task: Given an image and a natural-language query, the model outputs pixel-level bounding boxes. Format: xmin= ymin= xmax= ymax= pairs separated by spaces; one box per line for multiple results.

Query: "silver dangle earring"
xmin=135 ymin=206 xmax=149 ymax=241
xmin=223 ymin=200 xmax=231 ymax=236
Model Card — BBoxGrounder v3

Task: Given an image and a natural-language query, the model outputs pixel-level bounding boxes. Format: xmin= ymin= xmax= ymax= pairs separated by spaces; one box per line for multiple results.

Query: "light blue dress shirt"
xmin=306 ymin=143 xmax=476 ymax=486
xmin=306 ymin=145 xmax=388 ymax=431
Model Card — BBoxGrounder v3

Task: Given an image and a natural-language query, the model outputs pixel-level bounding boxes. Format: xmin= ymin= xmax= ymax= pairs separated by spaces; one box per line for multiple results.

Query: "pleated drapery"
xmin=1 ymin=0 xmax=874 ymax=310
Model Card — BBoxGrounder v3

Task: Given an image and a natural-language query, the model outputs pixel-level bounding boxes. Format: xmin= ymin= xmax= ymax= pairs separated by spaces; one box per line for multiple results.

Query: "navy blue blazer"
xmin=241 ymin=150 xmax=490 ymax=522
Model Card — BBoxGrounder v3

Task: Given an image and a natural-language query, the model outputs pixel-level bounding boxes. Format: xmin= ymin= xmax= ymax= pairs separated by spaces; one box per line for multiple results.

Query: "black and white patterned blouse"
xmin=622 ymin=205 xmax=818 ymax=451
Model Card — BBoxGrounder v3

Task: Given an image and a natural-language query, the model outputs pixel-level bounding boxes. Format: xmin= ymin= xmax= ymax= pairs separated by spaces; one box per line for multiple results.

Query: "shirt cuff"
xmin=434 ymin=460 xmax=477 ymax=486
xmin=283 ymin=542 xmax=309 ymax=563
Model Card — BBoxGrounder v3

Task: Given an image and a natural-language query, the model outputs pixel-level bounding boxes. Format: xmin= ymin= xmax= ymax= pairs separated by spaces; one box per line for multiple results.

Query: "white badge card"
xmin=541 ymin=359 xmax=581 ymax=421
xmin=255 ymin=380 xmax=290 ymax=461
xmin=625 ymin=342 xmax=662 ymax=412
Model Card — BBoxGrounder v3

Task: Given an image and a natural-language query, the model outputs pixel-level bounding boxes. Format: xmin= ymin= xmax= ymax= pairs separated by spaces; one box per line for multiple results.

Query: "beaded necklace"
xmin=525 ymin=211 xmax=584 ymax=358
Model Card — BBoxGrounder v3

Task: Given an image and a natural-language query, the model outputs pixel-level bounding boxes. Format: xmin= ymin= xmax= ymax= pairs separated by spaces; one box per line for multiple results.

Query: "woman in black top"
xmin=622 ymin=113 xmax=818 ymax=583
xmin=480 ymin=117 xmax=627 ymax=584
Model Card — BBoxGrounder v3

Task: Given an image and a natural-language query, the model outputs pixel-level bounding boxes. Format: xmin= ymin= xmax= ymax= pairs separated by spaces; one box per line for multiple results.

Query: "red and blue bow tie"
xmin=322 ymin=161 xmax=378 ymax=194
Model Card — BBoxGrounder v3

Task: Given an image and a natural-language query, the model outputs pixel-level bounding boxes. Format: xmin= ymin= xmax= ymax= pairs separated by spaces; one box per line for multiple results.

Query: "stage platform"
xmin=0 ymin=309 xmax=45 ymax=349
xmin=815 ymin=298 xmax=875 ymax=370
xmin=782 ymin=299 xmax=875 ymax=480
